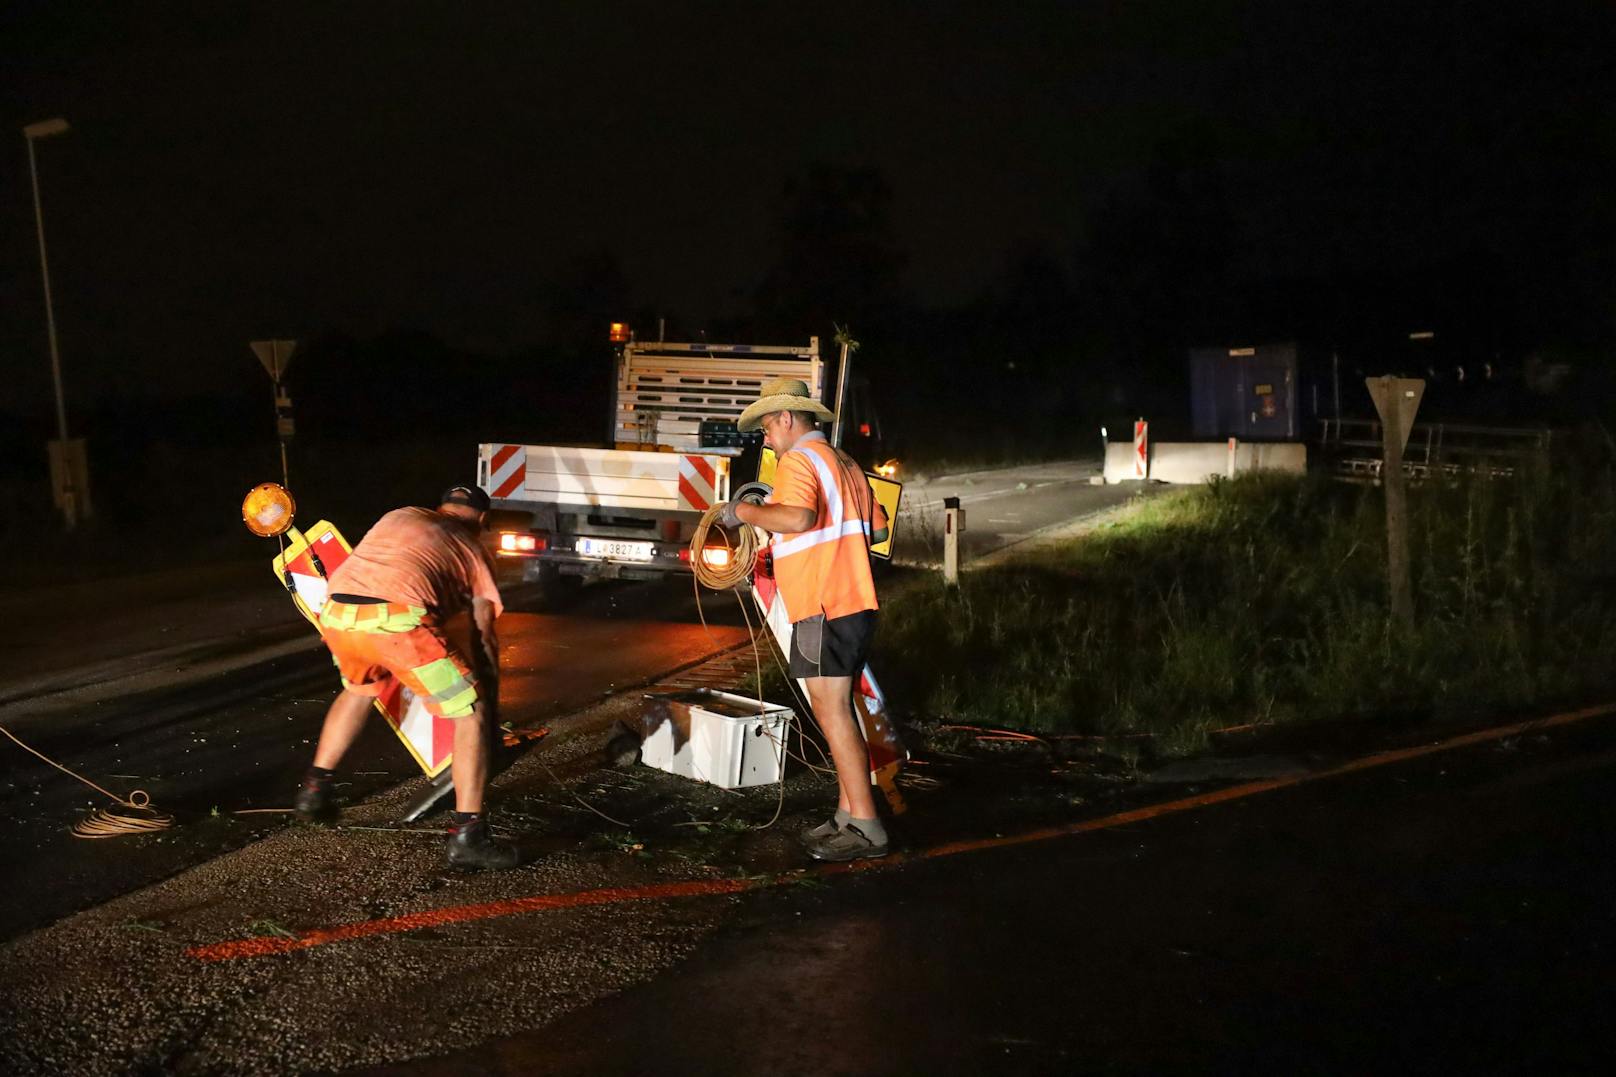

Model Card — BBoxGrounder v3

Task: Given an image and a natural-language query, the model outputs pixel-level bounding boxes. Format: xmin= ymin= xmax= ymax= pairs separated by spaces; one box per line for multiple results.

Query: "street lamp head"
xmin=23 ymin=117 xmax=70 ymax=140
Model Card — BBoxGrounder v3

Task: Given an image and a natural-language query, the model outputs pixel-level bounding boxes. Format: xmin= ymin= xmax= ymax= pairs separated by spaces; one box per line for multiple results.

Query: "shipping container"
xmin=1189 ymin=342 xmax=1300 ymax=439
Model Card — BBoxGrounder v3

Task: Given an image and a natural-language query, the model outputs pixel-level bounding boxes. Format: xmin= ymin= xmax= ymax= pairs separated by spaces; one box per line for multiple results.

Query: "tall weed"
xmin=875 ymin=466 xmax=1616 ymax=750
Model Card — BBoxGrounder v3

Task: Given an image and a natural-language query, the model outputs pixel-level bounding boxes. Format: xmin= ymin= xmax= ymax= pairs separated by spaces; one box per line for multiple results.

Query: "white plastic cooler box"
xmin=639 ymin=689 xmax=791 ymax=789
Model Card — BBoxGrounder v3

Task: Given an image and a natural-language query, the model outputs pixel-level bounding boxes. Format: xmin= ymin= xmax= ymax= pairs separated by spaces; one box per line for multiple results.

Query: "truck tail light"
xmin=677 ymin=546 xmax=733 ymax=568
xmin=498 ymin=531 xmax=548 ymax=555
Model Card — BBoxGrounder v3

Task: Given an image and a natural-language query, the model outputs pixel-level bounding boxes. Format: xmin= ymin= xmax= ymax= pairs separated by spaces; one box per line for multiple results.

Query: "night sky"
xmin=3 ymin=2 xmax=1614 ymax=423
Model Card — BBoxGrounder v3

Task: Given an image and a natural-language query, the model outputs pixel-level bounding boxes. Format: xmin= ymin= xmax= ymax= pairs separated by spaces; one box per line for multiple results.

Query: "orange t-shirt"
xmin=327 ymin=507 xmax=503 ymax=620
xmin=768 ymin=432 xmax=887 ymax=622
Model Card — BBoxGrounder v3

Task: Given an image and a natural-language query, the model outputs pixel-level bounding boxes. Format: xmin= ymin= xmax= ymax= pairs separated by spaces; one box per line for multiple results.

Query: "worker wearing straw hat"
xmin=722 ymin=378 xmax=891 ymax=860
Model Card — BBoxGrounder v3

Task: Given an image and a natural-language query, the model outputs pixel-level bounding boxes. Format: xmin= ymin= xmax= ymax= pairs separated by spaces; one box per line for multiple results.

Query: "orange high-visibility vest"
xmin=767 ymin=432 xmax=887 ymax=622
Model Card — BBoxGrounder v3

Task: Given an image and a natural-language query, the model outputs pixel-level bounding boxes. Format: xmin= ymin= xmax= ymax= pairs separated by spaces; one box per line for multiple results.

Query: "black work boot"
xmin=445 ymin=812 xmax=522 ymax=871
xmin=294 ymin=767 xmax=339 ymax=823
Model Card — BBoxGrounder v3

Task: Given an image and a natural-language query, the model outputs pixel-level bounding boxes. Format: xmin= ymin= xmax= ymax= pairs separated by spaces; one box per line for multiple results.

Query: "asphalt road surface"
xmin=3 ymin=695 xmax=1611 ymax=1073
xmin=394 ymin=711 xmax=1616 ymax=1076
xmin=0 ymin=458 xmax=1119 ymax=943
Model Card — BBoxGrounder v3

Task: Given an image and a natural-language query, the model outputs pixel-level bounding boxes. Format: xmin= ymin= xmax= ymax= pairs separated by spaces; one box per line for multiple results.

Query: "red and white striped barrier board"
xmin=677 ymin=454 xmax=718 ymax=512
xmin=487 ymin=444 xmax=527 ymax=499
xmin=1133 ymin=419 xmax=1149 ymax=479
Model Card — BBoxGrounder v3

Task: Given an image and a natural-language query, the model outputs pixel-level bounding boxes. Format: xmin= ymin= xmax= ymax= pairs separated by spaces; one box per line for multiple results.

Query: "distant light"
xmin=875 ymin=460 xmax=899 ymax=478
xmin=1101 ymin=426 xmax=1108 ymax=439
xmin=1409 ymin=331 xmax=1436 ymax=340
xmin=859 ymin=422 xmax=871 ymax=436
xmin=1229 ymin=346 xmax=1256 ymax=357
xmin=609 ymin=322 xmax=632 ymax=343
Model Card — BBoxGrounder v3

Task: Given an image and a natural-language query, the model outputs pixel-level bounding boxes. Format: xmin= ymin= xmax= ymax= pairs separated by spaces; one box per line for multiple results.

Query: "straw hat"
xmin=737 ymin=377 xmax=836 ymax=432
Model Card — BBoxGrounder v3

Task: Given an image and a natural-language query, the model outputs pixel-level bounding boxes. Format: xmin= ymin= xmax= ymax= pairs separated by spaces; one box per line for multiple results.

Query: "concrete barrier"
xmin=1104 ymin=440 xmax=1307 ymax=485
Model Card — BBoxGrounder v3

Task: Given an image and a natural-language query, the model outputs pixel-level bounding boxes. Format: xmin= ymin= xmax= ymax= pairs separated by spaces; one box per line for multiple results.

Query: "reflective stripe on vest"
xmin=772 ymin=437 xmax=874 ymax=560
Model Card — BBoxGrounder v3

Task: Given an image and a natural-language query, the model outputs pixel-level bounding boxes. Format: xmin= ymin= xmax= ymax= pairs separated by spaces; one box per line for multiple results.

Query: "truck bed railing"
xmin=613 ymin=339 xmax=823 ymax=452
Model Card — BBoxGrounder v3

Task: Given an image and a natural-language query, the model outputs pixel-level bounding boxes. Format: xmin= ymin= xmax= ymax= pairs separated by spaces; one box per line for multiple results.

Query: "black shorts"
xmin=788 ymin=610 xmax=878 ymax=679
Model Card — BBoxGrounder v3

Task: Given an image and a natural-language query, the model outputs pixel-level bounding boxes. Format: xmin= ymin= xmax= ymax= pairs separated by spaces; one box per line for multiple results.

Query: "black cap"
xmin=440 ymin=485 xmax=491 ymax=513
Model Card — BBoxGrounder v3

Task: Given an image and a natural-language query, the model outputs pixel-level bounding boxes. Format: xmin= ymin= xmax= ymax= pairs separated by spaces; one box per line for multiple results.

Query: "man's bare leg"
xmin=297 ymin=688 xmax=373 ymax=821
xmin=450 ymin=703 xmax=490 ymax=814
xmin=807 ymin=675 xmax=877 ymax=821
xmin=312 ymin=689 xmax=375 ymax=770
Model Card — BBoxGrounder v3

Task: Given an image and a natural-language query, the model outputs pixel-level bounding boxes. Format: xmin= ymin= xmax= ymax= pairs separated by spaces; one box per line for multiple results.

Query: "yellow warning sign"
xmin=867 ymin=473 xmax=902 ymax=560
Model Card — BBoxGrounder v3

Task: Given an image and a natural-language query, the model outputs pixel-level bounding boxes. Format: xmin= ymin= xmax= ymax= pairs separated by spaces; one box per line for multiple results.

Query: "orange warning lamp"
xmin=608 ymin=322 xmax=632 ymax=343
xmin=242 ymin=482 xmax=297 ymax=538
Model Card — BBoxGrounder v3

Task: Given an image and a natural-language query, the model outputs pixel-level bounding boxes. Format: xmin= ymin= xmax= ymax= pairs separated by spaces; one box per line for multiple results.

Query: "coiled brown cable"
xmin=688 ymin=504 xmax=760 ymax=591
xmin=0 ymin=721 xmax=174 ymax=838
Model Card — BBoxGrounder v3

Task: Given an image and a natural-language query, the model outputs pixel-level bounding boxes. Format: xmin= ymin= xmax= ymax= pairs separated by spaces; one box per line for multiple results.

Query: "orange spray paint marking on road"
xmin=186 ymin=702 xmax=1616 ymax=963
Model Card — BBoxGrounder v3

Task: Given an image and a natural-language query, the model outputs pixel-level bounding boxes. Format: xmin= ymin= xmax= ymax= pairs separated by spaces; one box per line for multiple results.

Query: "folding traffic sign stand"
xmin=749 ymin=548 xmax=908 ymax=815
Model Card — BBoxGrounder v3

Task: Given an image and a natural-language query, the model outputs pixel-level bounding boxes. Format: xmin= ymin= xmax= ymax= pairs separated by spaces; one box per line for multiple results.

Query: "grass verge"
xmin=872 ymin=466 xmax=1616 ymax=756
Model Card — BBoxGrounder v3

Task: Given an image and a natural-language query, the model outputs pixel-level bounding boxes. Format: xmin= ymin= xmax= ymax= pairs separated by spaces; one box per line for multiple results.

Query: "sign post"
xmin=47 ymin=438 xmax=91 ymax=524
xmin=1366 ymin=376 xmax=1425 ymax=628
xmin=250 ymin=340 xmax=298 ymax=488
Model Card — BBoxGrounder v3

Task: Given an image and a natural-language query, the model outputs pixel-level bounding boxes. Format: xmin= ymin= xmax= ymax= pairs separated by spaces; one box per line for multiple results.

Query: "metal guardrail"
xmin=1318 ymin=419 xmax=1552 ymax=480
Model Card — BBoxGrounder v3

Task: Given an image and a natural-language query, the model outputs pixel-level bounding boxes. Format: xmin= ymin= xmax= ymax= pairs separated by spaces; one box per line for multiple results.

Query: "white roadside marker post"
xmin=943 ymin=495 xmax=963 ymax=586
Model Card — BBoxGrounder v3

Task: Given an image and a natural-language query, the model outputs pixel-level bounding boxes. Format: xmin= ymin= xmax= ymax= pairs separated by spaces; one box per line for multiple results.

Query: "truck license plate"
xmin=576 ymin=538 xmax=654 ymax=562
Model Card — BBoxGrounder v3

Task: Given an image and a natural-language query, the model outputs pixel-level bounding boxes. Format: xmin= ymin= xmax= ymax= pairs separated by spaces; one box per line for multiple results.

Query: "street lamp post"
xmin=23 ymin=116 xmax=84 ymax=529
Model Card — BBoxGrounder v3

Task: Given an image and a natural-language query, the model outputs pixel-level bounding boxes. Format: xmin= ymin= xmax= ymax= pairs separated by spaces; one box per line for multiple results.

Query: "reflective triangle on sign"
xmin=250 ymin=339 xmax=299 ymax=382
xmin=1365 ymin=376 xmax=1425 ymax=453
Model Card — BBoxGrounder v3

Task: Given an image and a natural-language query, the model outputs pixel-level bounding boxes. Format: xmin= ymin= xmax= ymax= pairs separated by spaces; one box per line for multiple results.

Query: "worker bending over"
xmin=724 ymin=378 xmax=891 ymax=861
xmin=294 ymin=484 xmax=520 ymax=871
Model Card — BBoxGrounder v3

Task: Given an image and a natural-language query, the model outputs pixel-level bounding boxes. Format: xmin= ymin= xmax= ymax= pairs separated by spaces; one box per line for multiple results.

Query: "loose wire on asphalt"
xmin=0 ymin=720 xmax=174 ymax=838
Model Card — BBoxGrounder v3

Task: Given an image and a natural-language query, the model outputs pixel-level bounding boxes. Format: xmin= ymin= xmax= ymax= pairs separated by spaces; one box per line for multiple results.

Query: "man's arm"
xmin=471 ymin=597 xmax=500 ymax=681
xmin=735 ymin=501 xmax=816 ymax=535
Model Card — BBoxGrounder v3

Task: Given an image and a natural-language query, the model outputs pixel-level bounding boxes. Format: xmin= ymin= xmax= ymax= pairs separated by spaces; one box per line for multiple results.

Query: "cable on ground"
xmin=0 ymin=720 xmax=174 ymax=838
